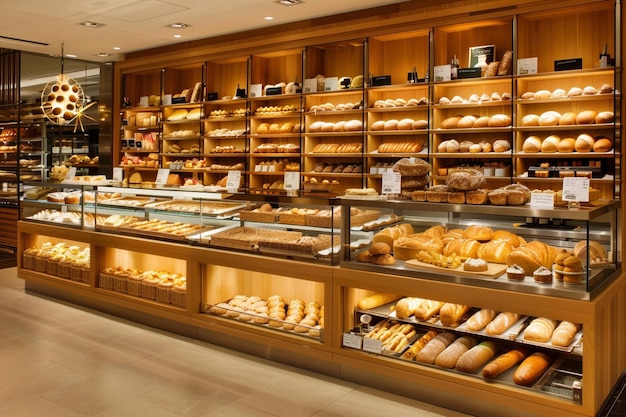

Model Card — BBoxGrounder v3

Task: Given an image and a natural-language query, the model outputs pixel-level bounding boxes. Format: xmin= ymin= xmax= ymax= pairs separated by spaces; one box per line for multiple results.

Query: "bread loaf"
xmin=538 ymin=111 xmax=561 ymax=126
xmin=575 ymin=133 xmax=595 ymax=152
xmin=596 ymin=111 xmax=615 ymax=124
xmin=401 ymin=330 xmax=438 ymax=360
xmin=477 ymin=240 xmax=514 ymax=264
xmin=441 ymin=116 xmax=463 ymax=129
xmin=492 ymin=229 xmax=523 ymax=247
xmin=551 ymin=321 xmax=581 ymax=347
xmin=485 ymin=312 xmax=520 ymax=335
xmin=558 ymin=112 xmax=577 ymax=126
xmin=513 ymin=352 xmax=551 ymax=386
xmin=473 ymin=116 xmax=491 ymax=128
xmin=457 ymin=115 xmax=477 ymax=128
xmin=576 ymin=110 xmax=597 ymax=124
xmin=435 ymin=336 xmax=477 ymax=368
xmin=488 ymin=114 xmax=512 ymax=127
xmin=439 ymin=303 xmax=471 ymax=326
xmin=395 ymin=297 xmax=424 ymax=319
xmin=414 ymin=299 xmax=445 ymax=321
xmin=462 ymin=225 xmax=494 ymax=242
xmin=521 ymin=114 xmax=539 ymax=126
xmin=524 ymin=317 xmax=558 ymax=342
xmin=465 ymin=308 xmax=496 ymax=331
xmin=541 ymin=135 xmax=560 ymax=153
xmin=445 ymin=169 xmax=486 ymax=191
xmin=593 ymin=137 xmax=613 ymax=152
xmin=357 ymin=293 xmax=401 ymax=310
xmin=482 ymin=348 xmax=528 ymax=379
xmin=557 ymin=137 xmax=576 ymax=153
xmin=415 ymin=332 xmax=456 ymax=364
xmin=522 ymin=136 xmax=542 ymax=153
xmin=443 ymin=238 xmax=481 ymax=259
xmin=455 ymin=341 xmax=498 ymax=373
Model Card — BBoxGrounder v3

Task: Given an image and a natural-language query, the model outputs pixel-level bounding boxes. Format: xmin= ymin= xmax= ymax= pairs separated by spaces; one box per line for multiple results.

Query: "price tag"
xmin=381 ymin=171 xmax=401 ymax=195
xmin=249 ymin=84 xmax=262 ymax=98
xmin=303 ymin=78 xmax=318 ymax=93
xmin=66 ymin=167 xmax=77 ymax=180
xmin=434 ymin=64 xmax=452 ymax=82
xmin=530 ymin=192 xmax=554 ymax=209
xmin=324 ymin=76 xmax=339 ymax=91
xmin=112 ymin=167 xmax=123 ymax=182
xmin=562 ymin=177 xmax=590 ymax=202
xmin=342 ymin=332 xmax=363 ymax=349
xmin=226 ymin=170 xmax=241 ymax=192
xmin=155 ymin=168 xmax=170 ymax=185
xmin=283 ymin=171 xmax=299 ymax=190
xmin=362 ymin=337 xmax=383 ymax=354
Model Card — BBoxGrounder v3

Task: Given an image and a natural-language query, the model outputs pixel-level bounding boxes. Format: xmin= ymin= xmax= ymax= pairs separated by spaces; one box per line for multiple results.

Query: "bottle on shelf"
xmin=450 ymin=55 xmax=459 ymax=80
xmin=599 ymin=44 xmax=610 ymax=68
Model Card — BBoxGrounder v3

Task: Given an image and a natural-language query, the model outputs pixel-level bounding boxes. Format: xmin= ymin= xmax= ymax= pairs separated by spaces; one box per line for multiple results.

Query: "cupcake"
xmin=533 ymin=266 xmax=553 ymax=284
xmin=506 ymin=264 xmax=525 ymax=281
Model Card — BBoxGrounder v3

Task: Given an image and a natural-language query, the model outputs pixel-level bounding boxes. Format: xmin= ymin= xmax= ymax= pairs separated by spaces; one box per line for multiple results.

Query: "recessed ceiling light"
xmin=80 ymin=21 xmax=105 ymax=28
xmin=66 ymin=54 xmax=77 ymax=58
xmin=173 ymin=34 xmax=182 ymax=38
xmin=95 ymin=52 xmax=110 ymax=57
xmin=113 ymin=47 xmax=121 ymax=51
xmin=265 ymin=16 xmax=274 ymax=20
xmin=277 ymin=0 xmax=303 ymax=5
xmin=167 ymin=23 xmax=189 ymax=29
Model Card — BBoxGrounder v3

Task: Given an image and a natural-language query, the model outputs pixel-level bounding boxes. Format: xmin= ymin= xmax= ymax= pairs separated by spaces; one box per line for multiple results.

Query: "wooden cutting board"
xmin=405 ymin=259 xmax=506 ymax=278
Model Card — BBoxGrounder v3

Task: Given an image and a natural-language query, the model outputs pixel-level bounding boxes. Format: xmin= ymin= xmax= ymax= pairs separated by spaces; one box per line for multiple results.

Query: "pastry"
xmin=533 ymin=266 xmax=553 ymax=283
xmin=524 ymin=317 xmax=558 ymax=342
xmin=465 ymin=308 xmax=496 ymax=331
xmin=551 ymin=321 xmax=581 ymax=347
xmin=485 ymin=312 xmax=519 ymax=335
xmin=513 ymin=352 xmax=551 ymax=386
xmin=506 ymin=264 xmax=526 ymax=281
xmin=439 ymin=303 xmax=471 ymax=326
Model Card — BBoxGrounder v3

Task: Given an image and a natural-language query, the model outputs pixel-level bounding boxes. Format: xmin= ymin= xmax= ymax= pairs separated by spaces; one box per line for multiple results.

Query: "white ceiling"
xmin=0 ymin=0 xmax=410 ymax=63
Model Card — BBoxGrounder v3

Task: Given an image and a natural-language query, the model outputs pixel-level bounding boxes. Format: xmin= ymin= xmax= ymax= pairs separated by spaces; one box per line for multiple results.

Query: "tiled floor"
xmin=0 ymin=266 xmax=474 ymax=417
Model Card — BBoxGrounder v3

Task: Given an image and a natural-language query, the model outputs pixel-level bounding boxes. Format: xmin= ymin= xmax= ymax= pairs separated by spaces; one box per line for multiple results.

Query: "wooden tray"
xmin=405 ymin=259 xmax=506 ymax=278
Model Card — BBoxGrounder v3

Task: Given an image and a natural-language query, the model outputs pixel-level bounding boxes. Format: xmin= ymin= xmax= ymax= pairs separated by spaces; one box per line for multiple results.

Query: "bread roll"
xmin=415 ymin=332 xmax=456 ymax=364
xmin=459 ymin=140 xmax=473 ymax=153
xmin=384 ymin=119 xmax=399 ymax=130
xmin=462 ymin=225 xmax=494 ymax=242
xmin=397 ymin=118 xmax=415 ymax=130
xmin=557 ymin=137 xmax=576 ymax=153
xmin=538 ymin=111 xmax=561 ymax=126
xmin=576 ymin=110 xmax=597 ymax=124
xmin=482 ymin=348 xmax=528 ymax=379
xmin=371 ymin=120 xmax=386 ymax=131
xmin=356 ymin=293 xmax=401 ymax=310
xmin=395 ymin=297 xmax=424 ymax=319
xmin=582 ymin=85 xmax=598 ymax=95
xmin=477 ymin=240 xmax=514 ymax=263
xmin=551 ymin=88 xmax=566 ymax=98
xmin=534 ymin=90 xmax=551 ymax=99
xmin=435 ymin=336 xmax=477 ymax=368
xmin=575 ymin=133 xmax=595 ymax=152
xmin=455 ymin=341 xmax=498 ymax=373
xmin=558 ymin=112 xmax=577 ymax=125
xmin=473 ymin=116 xmax=491 ymax=128
xmin=441 ymin=116 xmax=463 ymax=129
xmin=596 ymin=111 xmax=614 ymax=124
xmin=469 ymin=143 xmax=482 ymax=153
xmin=488 ymin=114 xmax=511 ymax=127
xmin=551 ymin=321 xmax=581 ymax=347
xmin=524 ymin=318 xmax=558 ymax=342
xmin=593 ymin=137 xmax=613 ymax=152
xmin=540 ymin=135 xmax=560 ymax=153
xmin=520 ymin=114 xmax=539 ymax=126
xmin=412 ymin=119 xmax=428 ymax=129
xmin=458 ymin=115 xmax=477 ymax=128
xmin=439 ymin=303 xmax=471 ymax=326
xmin=465 ymin=308 xmax=496 ymax=331
xmin=513 ymin=352 xmax=551 ymax=386
xmin=567 ymin=87 xmax=583 ymax=97
xmin=485 ymin=312 xmax=520 ymax=335
xmin=493 ymin=139 xmax=511 ymax=153
xmin=414 ymin=299 xmax=445 ymax=321
xmin=523 ymin=136 xmax=542 ymax=153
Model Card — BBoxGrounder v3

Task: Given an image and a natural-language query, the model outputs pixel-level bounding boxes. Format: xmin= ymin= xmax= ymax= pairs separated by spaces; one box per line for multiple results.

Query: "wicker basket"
xmin=35 ymin=255 xmax=48 ymax=272
xmin=46 ymin=259 xmax=59 ymax=276
xmin=58 ymin=261 xmax=72 ymax=278
xmin=99 ymin=272 xmax=115 ymax=290
xmin=156 ymin=284 xmax=173 ymax=304
xmin=70 ymin=265 xmax=83 ymax=282
xmin=127 ymin=275 xmax=144 ymax=297
xmin=278 ymin=212 xmax=306 ymax=225
xmin=81 ymin=267 xmax=90 ymax=284
xmin=112 ymin=274 xmax=128 ymax=293
xmin=239 ymin=210 xmax=277 ymax=223
xmin=171 ymin=287 xmax=187 ymax=308
xmin=22 ymin=252 xmax=36 ymax=270
xmin=141 ymin=280 xmax=158 ymax=300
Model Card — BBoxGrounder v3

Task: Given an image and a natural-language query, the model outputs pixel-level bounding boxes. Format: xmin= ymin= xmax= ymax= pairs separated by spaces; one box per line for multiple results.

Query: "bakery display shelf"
xmin=514 ymin=124 xmax=616 ymax=132
xmin=514 ymin=94 xmax=618 ymax=105
xmin=124 ymin=125 xmax=160 ymax=132
xmin=365 ymin=130 xmax=428 ymax=136
xmin=304 ymin=131 xmax=364 ymax=137
xmin=304 ymin=109 xmax=363 ymax=116
xmin=162 ymin=135 xmax=202 ymax=140
xmin=161 ymin=119 xmax=202 ymax=125
xmin=514 ymin=152 xmax=617 ymax=159
xmin=366 ymin=107 xmax=429 ymax=114
xmin=250 ymin=152 xmax=300 ymax=157
xmin=142 ymin=200 xmax=246 ymax=215
xmin=250 ymin=112 xmax=302 ymax=119
xmin=304 ymin=89 xmax=364 ymax=99
xmin=432 ymin=75 xmax=514 ymax=88
xmin=431 ymin=100 xmax=513 ymax=109
xmin=250 ymin=133 xmax=300 ymax=139
xmin=305 ymin=172 xmax=362 ymax=178
xmin=432 ymin=127 xmax=513 ymax=134
xmin=429 ymin=152 xmax=512 ymax=159
xmin=161 ymin=152 xmax=202 ymax=157
xmin=513 ymin=68 xmax=616 ymax=83
xmin=305 ymin=152 xmax=363 ymax=158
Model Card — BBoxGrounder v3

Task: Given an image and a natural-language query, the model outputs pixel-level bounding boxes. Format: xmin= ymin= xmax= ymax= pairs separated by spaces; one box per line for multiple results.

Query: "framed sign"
xmin=468 ymin=45 xmax=496 ymax=68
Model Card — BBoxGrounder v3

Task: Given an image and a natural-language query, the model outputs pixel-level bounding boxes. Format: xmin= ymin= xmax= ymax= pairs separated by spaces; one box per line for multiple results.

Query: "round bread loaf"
xmin=445 ymin=169 xmax=486 ymax=191
xmin=593 ymin=137 xmax=613 ymax=152
xmin=369 ymin=242 xmax=391 ymax=255
xmin=446 ymin=139 xmax=460 ymax=153
xmin=321 ymin=122 xmax=335 ymax=132
xmin=567 ymin=87 xmax=583 ymax=97
xmin=412 ymin=119 xmax=428 ymax=129
xmin=459 ymin=140 xmax=473 ymax=153
xmin=600 ymin=84 xmax=613 ymax=94
xmin=280 ymin=123 xmax=294 ymax=133
xmin=397 ymin=118 xmax=415 ymax=130
xmin=521 ymin=91 xmax=535 ymax=99
xmin=583 ymin=86 xmax=598 ymax=95
xmin=488 ymin=114 xmax=512 ymax=127
xmin=551 ymin=88 xmax=566 ymax=98
xmin=462 ymin=225 xmax=494 ymax=242
xmin=521 ymin=114 xmax=539 ymax=126
xmin=473 ymin=116 xmax=491 ymax=128
xmin=451 ymin=95 xmax=464 ymax=104
xmin=503 ymin=183 xmax=531 ymax=205
xmin=333 ymin=121 xmax=346 ymax=132
xmin=257 ymin=123 xmax=270 ymax=134
xmin=441 ymin=116 xmax=463 ymax=129
xmin=557 ymin=137 xmax=576 ymax=153
xmin=522 ymin=136 xmax=542 ymax=153
xmin=538 ymin=111 xmax=561 ymax=126
xmin=439 ymin=96 xmax=451 ymax=104
xmin=575 ymin=133 xmax=595 ymax=152
xmin=309 ymin=121 xmax=324 ymax=132
xmin=384 ymin=119 xmax=399 ymax=130
xmin=558 ymin=112 xmax=577 ymax=126
xmin=344 ymin=119 xmax=363 ymax=131
xmin=493 ymin=139 xmax=511 ymax=153
xmin=576 ymin=110 xmax=597 ymax=124
xmin=269 ymin=123 xmax=281 ymax=134
xmin=371 ymin=120 xmax=385 ymax=131
xmin=392 ymin=157 xmax=432 ymax=176
xmin=458 ymin=115 xmax=477 ymax=128
xmin=469 ymin=144 xmax=482 ymax=153
xmin=541 ymin=135 xmax=560 ymax=153
xmin=534 ymin=89 xmax=551 ymax=99
xmin=595 ymin=111 xmax=614 ymax=124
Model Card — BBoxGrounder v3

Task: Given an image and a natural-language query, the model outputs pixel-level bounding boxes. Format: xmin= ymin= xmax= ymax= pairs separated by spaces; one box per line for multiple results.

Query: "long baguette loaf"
xmin=401 ymin=330 xmax=438 ymax=360
xmin=524 ymin=318 xmax=558 ymax=342
xmin=415 ymin=332 xmax=456 ymax=364
xmin=439 ymin=303 xmax=471 ymax=326
xmin=482 ymin=348 xmax=528 ymax=379
xmin=551 ymin=321 xmax=581 ymax=347
xmin=435 ymin=336 xmax=477 ymax=368
xmin=455 ymin=341 xmax=498 ymax=373
xmin=395 ymin=297 xmax=424 ymax=319
xmin=485 ymin=312 xmax=520 ymax=335
xmin=465 ymin=308 xmax=497 ymax=331
xmin=357 ymin=293 xmax=401 ymax=310
xmin=513 ymin=352 xmax=551 ymax=386
xmin=414 ymin=299 xmax=445 ymax=321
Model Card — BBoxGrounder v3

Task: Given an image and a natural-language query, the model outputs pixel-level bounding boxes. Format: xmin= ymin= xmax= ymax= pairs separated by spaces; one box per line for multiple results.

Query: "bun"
xmin=534 ymin=90 xmax=551 ymax=99
xmin=557 ymin=137 xmax=576 ymax=153
xmin=538 ymin=111 xmax=561 ymax=126
xmin=567 ymin=87 xmax=583 ymax=97
xmin=521 ymin=114 xmax=539 ymax=126
xmin=488 ymin=114 xmax=511 ymax=127
xmin=541 ymin=135 xmax=560 ymax=153
xmin=558 ymin=112 xmax=577 ymax=125
xmin=575 ymin=133 xmax=595 ymax=152
xmin=576 ymin=110 xmax=597 ymax=124
xmin=493 ymin=139 xmax=511 ymax=153
xmin=524 ymin=317 xmax=558 ymax=342
xmin=513 ymin=352 xmax=551 ymax=386
xmin=457 ymin=115 xmax=477 ymax=128
xmin=596 ymin=111 xmax=615 ymax=124
xmin=593 ymin=137 xmax=613 ymax=152
xmin=583 ymin=85 xmax=598 ymax=95
xmin=522 ymin=136 xmax=542 ymax=153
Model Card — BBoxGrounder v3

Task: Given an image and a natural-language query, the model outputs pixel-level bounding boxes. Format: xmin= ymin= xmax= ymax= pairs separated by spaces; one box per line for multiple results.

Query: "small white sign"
xmin=226 ymin=170 xmax=241 ymax=191
xmin=342 ymin=332 xmax=363 ymax=349
xmin=434 ymin=64 xmax=452 ymax=82
xmin=303 ymin=78 xmax=318 ymax=93
xmin=517 ymin=57 xmax=538 ymax=75
xmin=67 ymin=167 xmax=77 ymax=180
xmin=113 ymin=167 xmax=123 ymax=182
xmin=362 ymin=337 xmax=383 ymax=354
xmin=530 ymin=192 xmax=555 ymax=209
xmin=562 ymin=177 xmax=590 ymax=202
xmin=324 ymin=77 xmax=339 ymax=91
xmin=283 ymin=171 xmax=299 ymax=190
xmin=139 ymin=96 xmax=149 ymax=107
xmin=382 ymin=171 xmax=401 ymax=195
xmin=249 ymin=84 xmax=262 ymax=98
xmin=155 ymin=168 xmax=170 ymax=185
xmin=162 ymin=94 xmax=172 ymax=106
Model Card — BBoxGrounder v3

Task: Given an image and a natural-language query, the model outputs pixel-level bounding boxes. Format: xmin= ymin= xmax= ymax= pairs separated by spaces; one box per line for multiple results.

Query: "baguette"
xmin=439 ymin=303 xmax=471 ymax=326
xmin=395 ymin=297 xmax=424 ymax=319
xmin=551 ymin=321 xmax=581 ymax=347
xmin=357 ymin=293 xmax=401 ymax=310
xmin=415 ymin=332 xmax=456 ymax=364
xmin=455 ymin=341 xmax=498 ymax=373
xmin=414 ymin=300 xmax=445 ymax=321
xmin=482 ymin=348 xmax=528 ymax=379
xmin=435 ymin=336 xmax=477 ymax=369
xmin=401 ymin=330 xmax=438 ymax=360
xmin=485 ymin=312 xmax=520 ymax=335
xmin=524 ymin=318 xmax=558 ymax=343
xmin=513 ymin=352 xmax=551 ymax=386
xmin=465 ymin=309 xmax=497 ymax=331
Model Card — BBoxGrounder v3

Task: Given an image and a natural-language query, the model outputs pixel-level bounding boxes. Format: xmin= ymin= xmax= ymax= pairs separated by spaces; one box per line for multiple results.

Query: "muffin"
xmin=506 ymin=264 xmax=525 ymax=281
xmin=533 ymin=266 xmax=553 ymax=284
